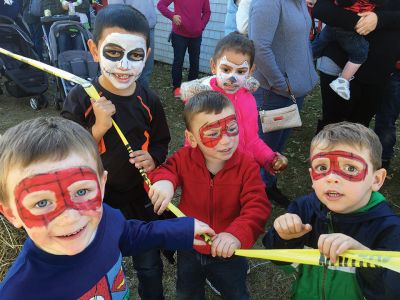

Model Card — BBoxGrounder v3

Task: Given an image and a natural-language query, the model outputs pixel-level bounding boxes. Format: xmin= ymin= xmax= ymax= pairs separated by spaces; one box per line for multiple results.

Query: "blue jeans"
xmin=138 ymin=28 xmax=155 ymax=89
xmin=253 ymin=87 xmax=305 ymax=186
xmin=28 ymin=22 xmax=43 ymax=61
xmin=312 ymin=26 xmax=369 ymax=64
xmin=374 ymin=69 xmax=400 ymax=161
xmin=132 ymin=249 xmax=164 ymax=300
xmin=176 ymin=250 xmax=249 ymax=300
xmin=171 ymin=32 xmax=202 ymax=88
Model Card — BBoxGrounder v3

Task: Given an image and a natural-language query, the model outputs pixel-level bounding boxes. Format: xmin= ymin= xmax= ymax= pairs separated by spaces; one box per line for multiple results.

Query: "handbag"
xmin=259 ymin=74 xmax=302 ymax=133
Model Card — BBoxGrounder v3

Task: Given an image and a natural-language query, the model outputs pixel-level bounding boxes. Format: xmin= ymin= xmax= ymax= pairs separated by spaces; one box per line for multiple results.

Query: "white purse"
xmin=259 ymin=74 xmax=302 ymax=133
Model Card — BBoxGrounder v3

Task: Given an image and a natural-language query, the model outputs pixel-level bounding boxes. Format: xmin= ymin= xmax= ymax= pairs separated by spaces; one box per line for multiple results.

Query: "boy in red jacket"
xmin=147 ymin=91 xmax=271 ymax=299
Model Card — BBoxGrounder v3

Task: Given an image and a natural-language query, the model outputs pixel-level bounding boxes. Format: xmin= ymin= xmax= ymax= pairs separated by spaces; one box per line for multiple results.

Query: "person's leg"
xmin=312 ymin=25 xmax=334 ymax=59
xmin=28 ymin=21 xmax=44 ymax=61
xmin=132 ymin=248 xmax=164 ymax=300
xmin=317 ymin=71 xmax=354 ymax=132
xmin=138 ymin=28 xmax=155 ymax=88
xmin=374 ymin=70 xmax=400 ymax=168
xmin=187 ymin=35 xmax=202 ymax=81
xmin=171 ymin=32 xmax=188 ymax=89
xmin=205 ymin=256 xmax=249 ymax=300
xmin=176 ymin=250 xmax=206 ymax=300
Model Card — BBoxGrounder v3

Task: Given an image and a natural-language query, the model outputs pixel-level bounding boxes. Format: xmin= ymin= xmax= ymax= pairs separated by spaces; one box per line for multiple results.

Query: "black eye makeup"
xmin=102 ymin=43 xmax=145 ymax=62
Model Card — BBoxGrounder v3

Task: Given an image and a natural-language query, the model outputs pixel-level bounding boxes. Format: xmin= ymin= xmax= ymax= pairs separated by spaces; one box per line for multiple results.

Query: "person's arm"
xmin=147 ymin=93 xmax=171 ymax=166
xmin=201 ymin=0 xmax=211 ymax=29
xmin=375 ymin=1 xmax=400 ymax=30
xmin=356 ymin=226 xmax=400 ymax=300
xmin=236 ymin=0 xmax=251 ymax=34
xmin=313 ymin=0 xmax=360 ymax=31
xmin=249 ymin=0 xmax=286 ymax=93
xmin=157 ymin=0 xmax=175 ymax=20
xmin=223 ymin=158 xmax=271 ymax=249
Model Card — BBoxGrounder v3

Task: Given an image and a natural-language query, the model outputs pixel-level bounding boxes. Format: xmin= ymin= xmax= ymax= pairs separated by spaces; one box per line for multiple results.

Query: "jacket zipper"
xmin=322 ymin=211 xmax=335 ymax=300
xmin=209 ymin=178 xmax=214 ymax=228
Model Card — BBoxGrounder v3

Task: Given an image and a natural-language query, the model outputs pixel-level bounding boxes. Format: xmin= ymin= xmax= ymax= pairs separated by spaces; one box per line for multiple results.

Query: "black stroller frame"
xmin=41 ymin=15 xmax=98 ymax=109
xmin=0 ymin=15 xmax=48 ymax=110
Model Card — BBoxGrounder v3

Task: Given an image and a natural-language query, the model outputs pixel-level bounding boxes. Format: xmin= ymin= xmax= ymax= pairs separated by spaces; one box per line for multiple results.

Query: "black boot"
xmin=266 ymin=184 xmax=291 ymax=209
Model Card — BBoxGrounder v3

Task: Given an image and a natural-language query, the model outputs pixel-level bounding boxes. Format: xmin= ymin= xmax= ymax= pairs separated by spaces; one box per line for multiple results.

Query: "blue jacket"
xmin=0 ymin=204 xmax=194 ymax=299
xmin=264 ymin=192 xmax=400 ymax=300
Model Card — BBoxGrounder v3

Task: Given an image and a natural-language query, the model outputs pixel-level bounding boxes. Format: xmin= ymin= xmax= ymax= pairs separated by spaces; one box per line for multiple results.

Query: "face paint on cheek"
xmin=216 ymin=56 xmax=249 ymax=93
xmin=199 ymin=114 xmax=239 ymax=148
xmin=14 ymin=167 xmax=102 ymax=228
xmin=310 ymin=150 xmax=368 ymax=182
xmin=99 ymin=32 xmax=147 ymax=89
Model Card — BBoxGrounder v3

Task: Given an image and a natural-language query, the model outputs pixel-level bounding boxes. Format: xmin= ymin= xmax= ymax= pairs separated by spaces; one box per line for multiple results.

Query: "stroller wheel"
xmin=30 ymin=95 xmax=48 ymax=110
xmin=55 ymin=98 xmax=62 ymax=110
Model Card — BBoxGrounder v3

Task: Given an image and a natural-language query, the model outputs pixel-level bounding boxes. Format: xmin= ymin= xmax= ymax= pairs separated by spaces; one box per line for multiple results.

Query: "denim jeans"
xmin=176 ymin=250 xmax=249 ymax=300
xmin=28 ymin=22 xmax=43 ymax=61
xmin=253 ymin=87 xmax=305 ymax=186
xmin=138 ymin=28 xmax=155 ymax=89
xmin=132 ymin=248 xmax=164 ymax=300
xmin=374 ymin=69 xmax=400 ymax=161
xmin=171 ymin=32 xmax=202 ymax=88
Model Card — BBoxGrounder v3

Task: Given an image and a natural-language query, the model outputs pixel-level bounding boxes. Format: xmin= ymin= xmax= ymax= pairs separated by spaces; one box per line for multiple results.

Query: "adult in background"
xmin=157 ymin=0 xmax=210 ymax=99
xmin=224 ymin=0 xmax=239 ymax=36
xmin=248 ymin=0 xmax=318 ymax=208
xmin=22 ymin=0 xmax=43 ymax=61
xmin=313 ymin=0 xmax=400 ymax=131
xmin=374 ymin=58 xmax=400 ymax=171
xmin=108 ymin=0 xmax=156 ymax=88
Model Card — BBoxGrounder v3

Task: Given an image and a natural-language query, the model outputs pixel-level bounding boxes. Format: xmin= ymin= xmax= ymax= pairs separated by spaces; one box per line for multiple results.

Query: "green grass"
xmin=1 ymin=61 xmax=399 ymax=299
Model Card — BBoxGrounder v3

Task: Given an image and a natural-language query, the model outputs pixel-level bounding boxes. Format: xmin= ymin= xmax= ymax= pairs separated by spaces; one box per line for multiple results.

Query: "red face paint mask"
xmin=310 ymin=150 xmax=368 ymax=182
xmin=199 ymin=114 xmax=239 ymax=148
xmin=14 ymin=167 xmax=102 ymax=228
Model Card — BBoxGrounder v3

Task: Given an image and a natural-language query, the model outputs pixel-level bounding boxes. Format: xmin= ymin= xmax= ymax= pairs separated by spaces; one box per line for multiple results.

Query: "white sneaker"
xmin=205 ymin=278 xmax=221 ymax=296
xmin=329 ymin=77 xmax=350 ymax=100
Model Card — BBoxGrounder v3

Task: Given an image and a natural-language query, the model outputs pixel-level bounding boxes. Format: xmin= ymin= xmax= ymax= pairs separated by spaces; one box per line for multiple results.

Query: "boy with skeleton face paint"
xmin=264 ymin=122 xmax=400 ymax=300
xmin=0 ymin=117 xmax=215 ymax=300
xmin=61 ymin=5 xmax=171 ymax=299
xmin=146 ymin=91 xmax=271 ymax=299
xmin=180 ymin=32 xmax=289 ymax=207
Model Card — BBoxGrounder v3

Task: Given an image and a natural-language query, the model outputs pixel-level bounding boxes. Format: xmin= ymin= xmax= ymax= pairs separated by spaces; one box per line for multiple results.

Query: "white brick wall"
xmin=153 ymin=0 xmax=227 ymax=74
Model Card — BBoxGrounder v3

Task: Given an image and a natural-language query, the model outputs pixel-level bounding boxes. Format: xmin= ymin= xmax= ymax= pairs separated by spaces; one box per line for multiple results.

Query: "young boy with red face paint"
xmin=61 ymin=5 xmax=171 ymax=299
xmin=180 ymin=32 xmax=290 ymax=208
xmin=0 ymin=117 xmax=215 ymax=300
xmin=263 ymin=122 xmax=400 ymax=300
xmin=147 ymin=91 xmax=271 ymax=299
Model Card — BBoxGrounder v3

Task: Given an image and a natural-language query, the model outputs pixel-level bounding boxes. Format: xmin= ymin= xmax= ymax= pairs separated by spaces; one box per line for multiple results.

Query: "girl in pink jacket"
xmin=181 ymin=32 xmax=288 ymax=175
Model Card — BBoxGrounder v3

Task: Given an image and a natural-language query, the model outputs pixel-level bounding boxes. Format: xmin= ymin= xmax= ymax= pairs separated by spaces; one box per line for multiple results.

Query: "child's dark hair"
xmin=93 ymin=4 xmax=150 ymax=48
xmin=213 ymin=32 xmax=255 ymax=66
xmin=183 ymin=91 xmax=234 ymax=131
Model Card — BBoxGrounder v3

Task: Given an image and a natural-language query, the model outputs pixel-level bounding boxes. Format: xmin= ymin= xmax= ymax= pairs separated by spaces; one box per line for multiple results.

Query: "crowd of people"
xmin=0 ymin=0 xmax=400 ymax=299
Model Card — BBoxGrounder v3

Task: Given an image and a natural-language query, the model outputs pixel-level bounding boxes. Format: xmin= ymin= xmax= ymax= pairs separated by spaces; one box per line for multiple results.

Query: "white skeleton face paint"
xmin=216 ymin=56 xmax=250 ymax=94
xmin=99 ymin=32 xmax=147 ymax=90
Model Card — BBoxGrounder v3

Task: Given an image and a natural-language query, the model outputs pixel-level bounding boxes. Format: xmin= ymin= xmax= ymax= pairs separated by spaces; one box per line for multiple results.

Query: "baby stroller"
xmin=42 ymin=15 xmax=99 ymax=109
xmin=0 ymin=15 xmax=48 ymax=110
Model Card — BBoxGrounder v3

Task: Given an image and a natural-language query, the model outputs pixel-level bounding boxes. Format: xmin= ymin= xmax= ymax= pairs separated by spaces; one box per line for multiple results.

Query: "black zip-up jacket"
xmin=62 ymin=79 xmax=171 ymax=219
xmin=313 ymin=0 xmax=400 ymax=84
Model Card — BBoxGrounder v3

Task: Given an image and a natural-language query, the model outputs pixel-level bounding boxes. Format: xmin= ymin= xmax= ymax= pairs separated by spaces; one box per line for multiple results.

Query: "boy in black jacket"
xmin=264 ymin=122 xmax=400 ymax=300
xmin=61 ymin=5 xmax=170 ymax=299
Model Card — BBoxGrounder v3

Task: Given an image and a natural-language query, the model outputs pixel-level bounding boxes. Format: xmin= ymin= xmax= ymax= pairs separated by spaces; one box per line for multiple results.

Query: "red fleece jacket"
xmin=148 ymin=146 xmax=271 ymax=254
